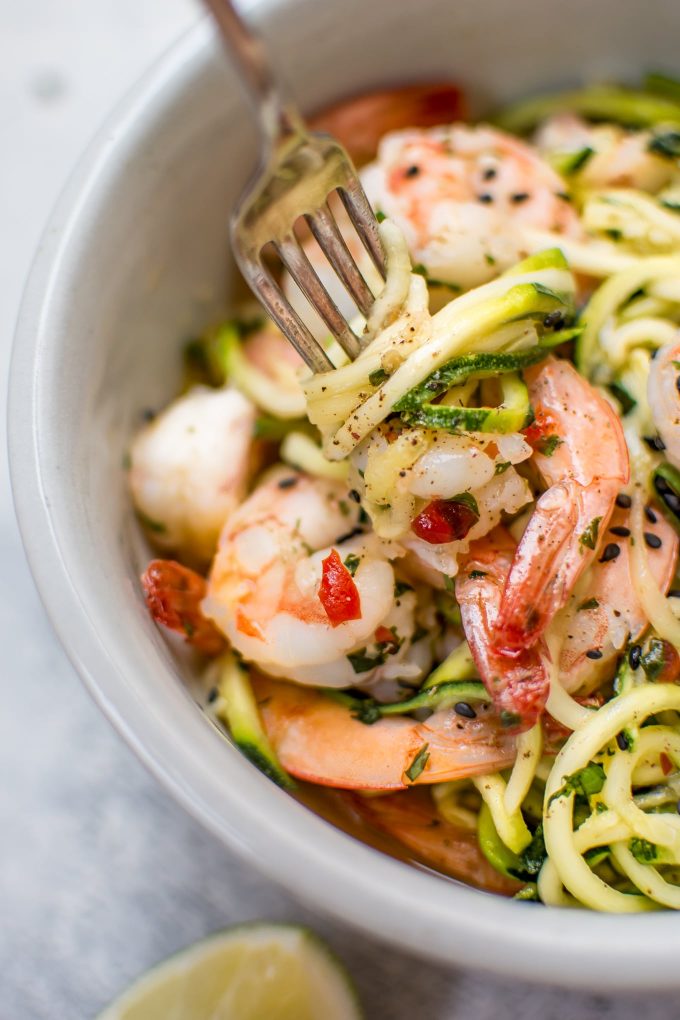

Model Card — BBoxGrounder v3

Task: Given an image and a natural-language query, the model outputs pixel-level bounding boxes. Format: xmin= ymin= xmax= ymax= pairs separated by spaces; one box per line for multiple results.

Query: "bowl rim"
xmin=9 ymin=5 xmax=680 ymax=989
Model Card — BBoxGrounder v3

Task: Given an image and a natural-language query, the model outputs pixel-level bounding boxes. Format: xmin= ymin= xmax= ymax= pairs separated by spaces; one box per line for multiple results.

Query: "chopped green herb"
xmin=346 ymin=648 xmax=387 ymax=674
xmin=662 ymin=200 xmax=680 ymax=213
xmin=375 ymin=210 xmax=386 ymax=222
xmin=608 ymin=381 xmax=637 ymax=415
xmin=630 ymin=837 xmax=658 ymax=863
xmin=182 ymin=620 xmax=195 ymax=638
xmin=411 ymin=262 xmax=461 ymax=292
xmin=649 ymin=130 xmax=680 ymax=159
xmin=343 ymin=553 xmax=361 ymax=576
xmin=136 ymin=510 xmax=167 ymax=534
xmin=500 ymin=710 xmax=521 ymax=729
xmin=404 ymin=743 xmax=430 ymax=783
xmin=538 ymin=434 xmax=563 ymax=456
xmin=549 ymin=763 xmax=606 ymax=804
xmin=494 ymin=460 xmax=512 ymax=475
xmin=577 ymin=597 xmax=600 ymax=611
xmin=338 ymin=500 xmax=350 ymax=517
xmin=452 ymin=491 xmax=480 ymax=516
xmin=641 ymin=637 xmax=672 ymax=681
xmin=517 ymin=824 xmax=547 ymax=876
xmin=394 ymin=580 xmax=414 ymax=598
xmin=368 ymin=367 xmax=389 ymax=387
xmin=443 ymin=574 xmax=456 ymax=592
xmin=484 ymin=253 xmax=497 ymax=266
xmin=580 ymin=516 xmax=602 ymax=550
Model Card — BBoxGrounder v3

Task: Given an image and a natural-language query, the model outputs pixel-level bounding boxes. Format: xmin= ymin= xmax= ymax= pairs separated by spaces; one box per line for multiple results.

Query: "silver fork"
xmin=201 ymin=0 xmax=386 ymax=372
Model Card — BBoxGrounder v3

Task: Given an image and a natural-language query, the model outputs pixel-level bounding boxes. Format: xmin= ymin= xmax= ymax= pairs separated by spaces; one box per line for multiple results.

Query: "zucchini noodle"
xmin=630 ymin=496 xmax=680 ymax=646
xmin=137 ymin=76 xmax=680 ymax=913
xmin=363 ymin=219 xmax=412 ymax=340
xmin=544 ymin=686 xmax=680 ymax=910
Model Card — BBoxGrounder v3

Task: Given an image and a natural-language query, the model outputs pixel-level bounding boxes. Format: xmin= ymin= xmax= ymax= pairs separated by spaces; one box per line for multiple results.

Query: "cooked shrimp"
xmin=556 ymin=502 xmax=678 ymax=693
xmin=129 ymin=386 xmax=256 ymax=564
xmin=142 ymin=559 xmax=226 ymax=656
xmin=203 ymin=469 xmax=424 ymax=687
xmin=310 ymin=82 xmax=466 ymax=166
xmin=494 ymin=357 xmax=630 ymax=653
xmin=402 ymin=432 xmax=533 ymax=578
xmin=456 ymin=528 xmax=549 ymax=728
xmin=648 ymin=336 xmax=680 ymax=469
xmin=535 ymin=114 xmax=676 ymax=193
xmin=253 ymin=674 xmax=516 ymax=790
xmin=361 ymin=124 xmax=581 ymax=290
xmin=344 ymin=788 xmax=521 ymax=895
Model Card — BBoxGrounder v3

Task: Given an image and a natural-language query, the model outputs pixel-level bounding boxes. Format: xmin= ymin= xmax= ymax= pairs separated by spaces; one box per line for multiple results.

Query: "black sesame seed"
xmin=650 ymin=347 xmax=658 ymax=359
xmin=511 ymin=192 xmax=530 ymax=203
xmin=644 ymin=532 xmax=662 ymax=549
xmin=586 ymin=649 xmax=603 ymax=660
xmin=609 ymin=525 xmax=631 ymax=537
xmin=616 ymin=732 xmax=630 ymax=751
xmin=643 ymin=435 xmax=666 ymax=452
xmin=404 ymin=164 xmax=420 ymax=178
xmin=662 ymin=490 xmax=680 ymax=515
xmin=349 ymin=489 xmax=361 ymax=503
xmin=478 ymin=193 xmax=494 ymax=203
xmin=676 ymin=376 xmax=680 ymax=395
xmin=615 ymin=493 xmax=632 ymax=509
xmin=454 ymin=701 xmax=477 ymax=719
xmin=600 ymin=543 xmax=621 ymax=563
xmin=482 ymin=166 xmax=497 ymax=180
xmin=277 ymin=476 xmax=298 ymax=489
xmin=543 ymin=310 xmax=565 ymax=329
xmin=629 ymin=644 xmax=642 ymax=669
xmin=645 ymin=505 xmax=658 ymax=523
xmin=207 ymin=686 xmax=219 ymax=704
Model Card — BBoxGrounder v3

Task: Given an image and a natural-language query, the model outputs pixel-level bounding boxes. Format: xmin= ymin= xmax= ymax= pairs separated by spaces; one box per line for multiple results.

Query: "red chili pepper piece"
xmin=411 ymin=498 xmax=479 ymax=545
xmin=141 ymin=559 xmax=226 ymax=656
xmin=318 ymin=548 xmax=362 ymax=627
xmin=522 ymin=407 xmax=560 ymax=450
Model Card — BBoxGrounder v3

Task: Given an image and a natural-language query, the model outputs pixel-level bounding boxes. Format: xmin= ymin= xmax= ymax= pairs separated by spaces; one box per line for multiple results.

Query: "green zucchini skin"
xmin=330 ymin=680 xmax=490 ymax=725
xmin=216 ymin=654 xmax=295 ymax=790
xmin=400 ymin=373 xmax=532 ymax=435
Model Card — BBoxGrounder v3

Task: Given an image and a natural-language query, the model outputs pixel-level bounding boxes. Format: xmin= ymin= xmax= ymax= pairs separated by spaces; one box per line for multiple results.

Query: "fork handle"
xmin=201 ymin=0 xmax=305 ymax=146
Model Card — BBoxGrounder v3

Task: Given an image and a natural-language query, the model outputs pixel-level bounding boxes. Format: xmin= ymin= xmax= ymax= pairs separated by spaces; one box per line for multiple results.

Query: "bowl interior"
xmin=11 ymin=0 xmax=680 ymax=988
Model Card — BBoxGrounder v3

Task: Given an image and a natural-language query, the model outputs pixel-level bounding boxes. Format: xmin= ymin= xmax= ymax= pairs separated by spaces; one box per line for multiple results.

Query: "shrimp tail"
xmin=456 ymin=529 xmax=549 ymax=730
xmin=141 ymin=559 xmax=227 ymax=656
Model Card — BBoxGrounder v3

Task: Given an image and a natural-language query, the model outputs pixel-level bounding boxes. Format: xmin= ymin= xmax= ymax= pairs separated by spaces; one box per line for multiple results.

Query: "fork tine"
xmin=275 ymin=234 xmax=362 ymax=361
xmin=306 ymin=204 xmax=376 ymax=319
xmin=338 ymin=176 xmax=387 ymax=280
xmin=234 ymin=247 xmax=333 ymax=372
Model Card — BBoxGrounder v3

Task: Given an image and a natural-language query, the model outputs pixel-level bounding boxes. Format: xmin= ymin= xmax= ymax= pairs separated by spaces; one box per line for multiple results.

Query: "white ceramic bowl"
xmin=10 ymin=0 xmax=680 ymax=989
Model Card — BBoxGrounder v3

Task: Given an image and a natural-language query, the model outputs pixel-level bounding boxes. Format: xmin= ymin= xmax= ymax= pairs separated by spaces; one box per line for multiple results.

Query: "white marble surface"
xmin=2 ymin=3 xmax=680 ymax=1018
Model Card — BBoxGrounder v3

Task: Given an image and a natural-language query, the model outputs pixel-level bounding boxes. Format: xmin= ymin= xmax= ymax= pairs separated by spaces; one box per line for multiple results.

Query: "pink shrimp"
xmin=456 ymin=528 xmax=550 ymax=729
xmin=309 ymin=82 xmax=466 ymax=166
xmin=343 ymin=788 xmax=521 ymax=895
xmin=141 ymin=559 xmax=226 ymax=657
xmin=493 ymin=356 xmax=629 ymax=654
xmin=557 ymin=502 xmax=678 ymax=693
xmin=361 ymin=124 xmax=582 ymax=289
xmin=253 ymin=674 xmax=516 ymax=791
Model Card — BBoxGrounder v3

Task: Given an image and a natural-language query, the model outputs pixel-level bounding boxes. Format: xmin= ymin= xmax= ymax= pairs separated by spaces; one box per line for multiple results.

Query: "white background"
xmin=1 ymin=2 xmax=679 ymax=1017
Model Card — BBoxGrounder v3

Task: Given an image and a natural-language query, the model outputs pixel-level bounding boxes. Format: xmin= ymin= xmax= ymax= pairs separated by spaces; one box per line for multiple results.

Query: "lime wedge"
xmin=95 ymin=923 xmax=363 ymax=1020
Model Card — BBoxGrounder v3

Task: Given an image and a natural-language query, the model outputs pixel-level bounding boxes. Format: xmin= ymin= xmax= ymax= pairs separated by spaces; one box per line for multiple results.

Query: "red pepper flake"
xmin=411 ymin=498 xmax=479 ymax=545
xmin=522 ymin=407 xmax=560 ymax=451
xmin=318 ymin=548 xmax=362 ymax=627
xmin=660 ymin=752 xmax=673 ymax=776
